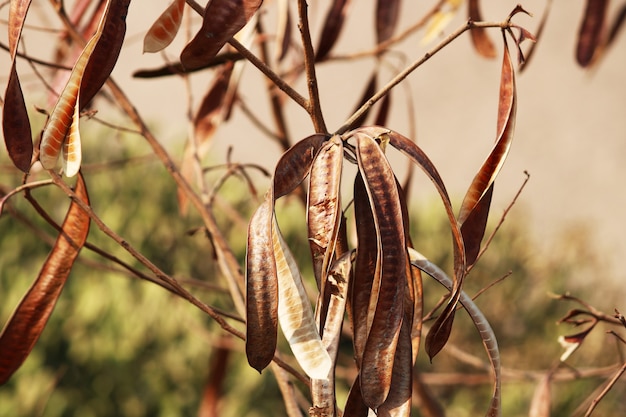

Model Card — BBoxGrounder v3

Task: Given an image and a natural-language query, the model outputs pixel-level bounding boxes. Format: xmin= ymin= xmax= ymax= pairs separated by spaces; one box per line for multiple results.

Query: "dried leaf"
xmin=245 ymin=134 xmax=326 ymax=373
xmin=143 ymin=0 xmax=185 ymax=53
xmin=344 ymin=375 xmax=371 ymax=417
xmin=273 ymin=134 xmax=327 ymax=198
xmin=460 ymin=184 xmax=493 ymax=266
xmin=0 ymin=173 xmax=90 ymax=385
xmin=397 ymin=179 xmax=423 ymax=365
xmin=409 ymin=262 xmax=423 ymax=363
xmin=381 ymin=128 xmax=465 ymax=279
xmin=558 ymin=321 xmax=597 ymax=362
xmin=316 ymin=0 xmax=352 ymax=61
xmin=320 ymin=251 xmax=353 ymax=356
xmin=356 ymin=133 xmax=407 ymax=409
xmin=2 ymin=0 xmax=34 ymax=172
xmin=376 ymin=0 xmax=401 ymax=44
xmin=576 ymin=0 xmax=608 ymax=67
xmin=469 ymin=0 xmax=497 ymax=58
xmin=311 ymin=252 xmax=353 ymax=414
xmin=3 ymin=62 xmax=33 ymax=172
xmin=62 ymin=99 xmax=82 ymax=177
xmin=352 ymin=172 xmax=381 ymax=367
xmin=273 ymin=217 xmax=332 ymax=380
xmin=7 ymin=0 xmax=31 ymax=55
xmin=197 ymin=63 xmax=236 ymax=142
xmin=377 ymin=315 xmax=413 ymax=417
xmin=245 ymin=198 xmax=278 ymax=372
xmin=424 ymin=302 xmax=456 ymax=361
xmin=529 ymin=373 xmax=551 ymax=417
xmin=458 ymin=35 xmax=517 ymax=267
xmin=79 ymin=0 xmax=130 ymax=109
xmin=307 ymin=135 xmax=343 ymax=288
xmin=41 ymin=0 xmax=128 ymax=176
xmin=370 ymin=127 xmax=467 ymax=360
xmin=180 ymin=0 xmax=263 ymax=70
xmin=40 ymin=33 xmax=97 ymax=174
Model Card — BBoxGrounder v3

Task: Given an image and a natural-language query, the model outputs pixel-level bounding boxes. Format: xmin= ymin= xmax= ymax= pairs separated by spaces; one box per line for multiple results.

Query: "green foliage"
xmin=0 ymin=137 xmax=265 ymax=417
xmin=3 ymin=133 xmax=622 ymax=416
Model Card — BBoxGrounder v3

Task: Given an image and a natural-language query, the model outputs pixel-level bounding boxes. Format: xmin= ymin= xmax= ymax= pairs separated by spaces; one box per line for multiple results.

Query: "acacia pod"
xmin=80 ymin=0 xmax=130 ymax=109
xmin=40 ymin=0 xmax=118 ymax=176
xmin=3 ymin=0 xmax=34 ymax=172
xmin=0 ymin=174 xmax=90 ymax=384
xmin=180 ymin=0 xmax=262 ymax=70
xmin=377 ymin=313 xmax=413 ymax=416
xmin=143 ymin=0 xmax=185 ymax=53
xmin=376 ymin=0 xmax=401 ymax=44
xmin=355 ymin=132 xmax=407 ymax=409
xmin=577 ymin=0 xmax=608 ymax=67
xmin=244 ymin=134 xmax=327 ymax=373
xmin=3 ymin=62 xmax=32 ymax=172
xmin=459 ymin=33 xmax=516 ymax=267
xmin=316 ymin=0 xmax=352 ymax=61
xmin=273 ymin=217 xmax=332 ymax=380
xmin=307 ymin=135 xmax=343 ymax=288
xmin=39 ymin=33 xmax=94 ymax=175
xmin=311 ymin=250 xmax=354 ymax=414
xmin=468 ymin=0 xmax=497 ymax=58
xmin=245 ymin=198 xmax=278 ymax=372
xmin=351 ymin=172 xmax=381 ymax=367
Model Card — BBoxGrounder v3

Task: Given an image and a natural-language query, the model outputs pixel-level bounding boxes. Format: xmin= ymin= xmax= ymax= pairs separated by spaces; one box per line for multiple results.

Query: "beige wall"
xmin=2 ymin=0 xmax=625 ymax=284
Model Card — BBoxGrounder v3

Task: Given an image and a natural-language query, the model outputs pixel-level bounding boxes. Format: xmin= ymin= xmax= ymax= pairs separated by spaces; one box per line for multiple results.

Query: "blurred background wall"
xmin=2 ymin=0 xmax=625 ymax=285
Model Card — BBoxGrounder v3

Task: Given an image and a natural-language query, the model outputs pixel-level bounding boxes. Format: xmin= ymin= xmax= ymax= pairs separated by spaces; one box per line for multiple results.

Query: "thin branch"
xmin=0 ymin=180 xmax=54 ymax=215
xmin=297 ymin=0 xmax=327 ymax=133
xmin=552 ymin=293 xmax=623 ymax=326
xmin=183 ymin=0 xmax=309 ymax=110
xmin=237 ymin=98 xmax=284 ymax=141
xmin=184 ymin=0 xmax=204 ymax=15
xmin=330 ymin=0 xmax=447 ymax=61
xmin=0 ymin=40 xmax=72 ymax=70
xmin=582 ymin=362 xmax=626 ymax=417
xmin=16 ymin=189 xmax=243 ymax=322
xmin=229 ymin=37 xmax=310 ymax=112
xmin=472 ymin=271 xmax=513 ymax=300
xmin=336 ymin=20 xmax=518 ymax=135
xmin=257 ymin=16 xmax=291 ymax=151
xmin=616 ymin=309 xmax=626 ymax=329
xmin=48 ymin=171 xmax=245 ymax=337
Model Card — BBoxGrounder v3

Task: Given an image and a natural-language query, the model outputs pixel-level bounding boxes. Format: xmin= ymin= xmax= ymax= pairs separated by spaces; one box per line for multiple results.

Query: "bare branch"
xmin=297 ymin=0 xmax=327 ymax=133
xmin=337 ymin=20 xmax=520 ymax=135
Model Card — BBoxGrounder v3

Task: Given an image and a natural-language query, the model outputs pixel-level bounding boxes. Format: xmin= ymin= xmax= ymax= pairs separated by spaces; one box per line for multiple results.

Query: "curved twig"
xmin=337 ymin=20 xmax=520 ymax=135
xmin=408 ymin=247 xmax=502 ymax=417
xmin=0 ymin=180 xmax=54 ymax=215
